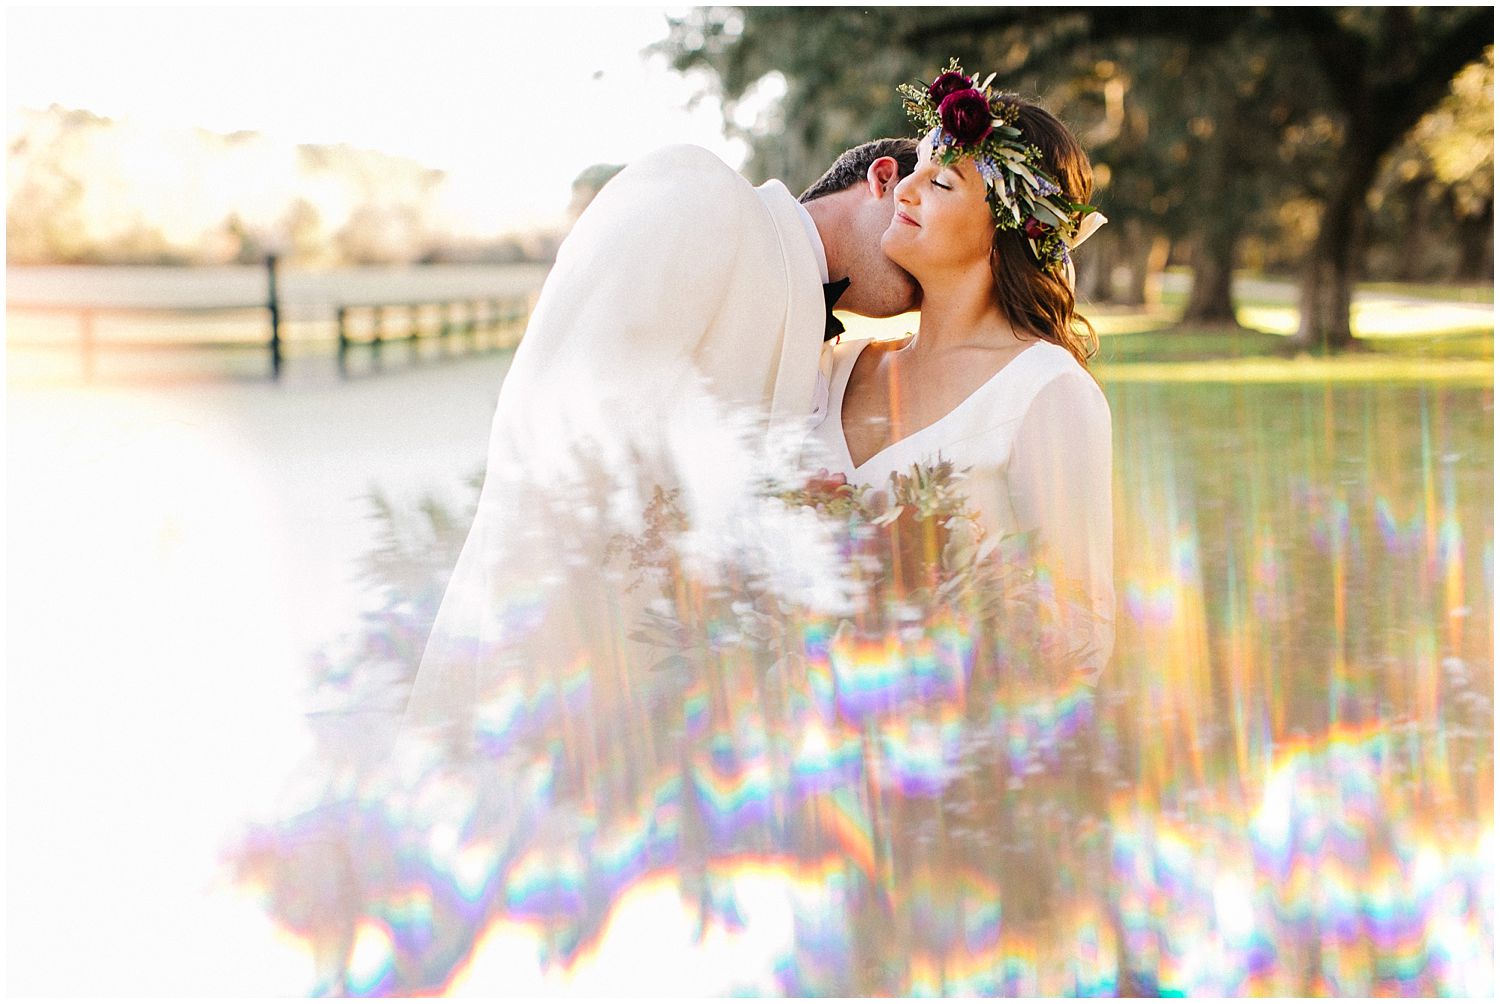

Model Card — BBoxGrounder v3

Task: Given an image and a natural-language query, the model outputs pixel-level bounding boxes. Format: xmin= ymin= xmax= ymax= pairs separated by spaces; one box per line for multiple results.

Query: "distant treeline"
xmin=6 ymin=105 xmax=571 ymax=268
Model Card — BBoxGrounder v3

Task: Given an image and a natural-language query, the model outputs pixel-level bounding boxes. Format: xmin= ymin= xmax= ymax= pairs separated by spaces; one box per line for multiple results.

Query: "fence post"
xmin=371 ymin=305 xmax=384 ymax=368
xmin=80 ymin=308 xmax=96 ymax=381
xmin=265 ymin=254 xmax=282 ymax=380
xmin=336 ymin=306 xmax=348 ymax=378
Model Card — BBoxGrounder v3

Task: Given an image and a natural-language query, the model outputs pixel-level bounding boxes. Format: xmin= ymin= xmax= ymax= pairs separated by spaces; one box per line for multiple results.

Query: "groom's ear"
xmin=865 ymin=156 xmax=901 ymax=198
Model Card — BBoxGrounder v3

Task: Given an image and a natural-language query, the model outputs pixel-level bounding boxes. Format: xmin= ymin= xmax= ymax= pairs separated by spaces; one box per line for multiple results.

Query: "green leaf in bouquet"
xmin=649 ymin=653 xmax=692 ymax=676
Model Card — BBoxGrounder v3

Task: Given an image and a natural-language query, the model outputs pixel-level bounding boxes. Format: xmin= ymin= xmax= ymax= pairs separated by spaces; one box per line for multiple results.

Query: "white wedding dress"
xmin=801 ymin=334 xmax=1116 ymax=673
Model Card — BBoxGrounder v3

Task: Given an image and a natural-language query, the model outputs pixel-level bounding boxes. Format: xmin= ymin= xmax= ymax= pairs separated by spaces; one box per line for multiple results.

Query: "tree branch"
xmin=1373 ymin=8 xmax=1494 ymax=150
xmin=901 ymin=6 xmax=1252 ymax=49
xmin=1266 ymin=7 xmax=1367 ymax=110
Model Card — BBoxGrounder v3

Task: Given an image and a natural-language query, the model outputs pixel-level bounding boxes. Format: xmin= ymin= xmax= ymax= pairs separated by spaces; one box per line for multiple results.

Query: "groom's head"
xmin=799 ymin=138 xmax=921 ymax=317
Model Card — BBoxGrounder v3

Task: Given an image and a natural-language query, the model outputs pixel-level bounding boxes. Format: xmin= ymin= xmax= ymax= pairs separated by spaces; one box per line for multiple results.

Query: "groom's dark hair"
xmin=798 ymin=138 xmax=919 ymax=203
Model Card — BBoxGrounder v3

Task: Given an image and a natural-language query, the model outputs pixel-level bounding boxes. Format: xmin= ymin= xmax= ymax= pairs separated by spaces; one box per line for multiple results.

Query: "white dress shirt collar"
xmin=792 ymin=198 xmax=830 ymax=285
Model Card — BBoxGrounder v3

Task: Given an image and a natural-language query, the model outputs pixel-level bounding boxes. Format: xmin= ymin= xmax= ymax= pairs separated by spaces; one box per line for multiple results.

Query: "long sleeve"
xmin=405 ymin=148 xmax=775 ymax=742
xmin=486 ymin=145 xmax=819 ymax=500
xmin=498 ymin=145 xmax=748 ymax=425
xmin=1004 ymin=368 xmax=1116 ymax=676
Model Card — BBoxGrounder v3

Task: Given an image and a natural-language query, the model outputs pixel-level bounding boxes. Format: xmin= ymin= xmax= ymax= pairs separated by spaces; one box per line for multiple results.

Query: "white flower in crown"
xmin=1067 ymin=211 xmax=1110 ymax=249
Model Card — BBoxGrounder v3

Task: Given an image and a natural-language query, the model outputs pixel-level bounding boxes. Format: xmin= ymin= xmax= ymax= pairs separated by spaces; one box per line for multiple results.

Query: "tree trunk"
xmin=1074 ymin=230 xmax=1113 ymax=303
xmin=1394 ymin=180 xmax=1431 ymax=283
xmin=1296 ymin=254 xmax=1356 ymax=351
xmin=1109 ymin=218 xmax=1153 ymax=307
xmin=1180 ymin=62 xmax=1240 ymax=327
xmin=1181 ymin=231 xmax=1238 ymax=325
xmin=1455 ymin=196 xmax=1494 ymax=282
xmin=1294 ymin=151 xmax=1379 ymax=351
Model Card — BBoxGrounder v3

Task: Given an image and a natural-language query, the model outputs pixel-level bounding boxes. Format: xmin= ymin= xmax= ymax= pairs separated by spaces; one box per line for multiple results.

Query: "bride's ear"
xmin=865 ymin=156 xmax=900 ymax=198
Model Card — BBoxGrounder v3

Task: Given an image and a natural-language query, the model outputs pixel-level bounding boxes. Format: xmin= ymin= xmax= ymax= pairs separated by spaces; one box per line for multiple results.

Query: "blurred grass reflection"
xmin=245 ymin=365 xmax=1492 ymax=994
xmin=1097 ymin=378 xmax=1492 ymax=993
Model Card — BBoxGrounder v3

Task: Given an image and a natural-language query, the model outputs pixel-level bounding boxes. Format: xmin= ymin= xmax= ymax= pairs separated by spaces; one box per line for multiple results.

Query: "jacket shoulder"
xmin=632 ymin=143 xmax=740 ymax=175
xmin=609 ymin=145 xmax=747 ymax=201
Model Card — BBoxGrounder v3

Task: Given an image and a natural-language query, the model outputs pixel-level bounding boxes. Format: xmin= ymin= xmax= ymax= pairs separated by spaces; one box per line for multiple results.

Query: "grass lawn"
xmin=843 ymin=276 xmax=1493 ymax=385
xmin=1353 ymin=279 xmax=1494 ymax=304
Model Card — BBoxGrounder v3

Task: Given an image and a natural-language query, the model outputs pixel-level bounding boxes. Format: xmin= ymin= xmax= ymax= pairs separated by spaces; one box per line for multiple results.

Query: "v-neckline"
xmin=837 ymin=338 xmax=1044 ymax=474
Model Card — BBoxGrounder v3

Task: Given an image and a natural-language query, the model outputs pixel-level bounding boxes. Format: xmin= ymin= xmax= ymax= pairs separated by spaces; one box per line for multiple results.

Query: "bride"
xmin=803 ymin=67 xmax=1115 ymax=677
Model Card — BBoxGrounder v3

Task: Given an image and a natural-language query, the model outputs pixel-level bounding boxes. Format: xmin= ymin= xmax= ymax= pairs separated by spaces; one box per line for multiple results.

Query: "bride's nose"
xmin=894 ymin=171 xmax=916 ymax=204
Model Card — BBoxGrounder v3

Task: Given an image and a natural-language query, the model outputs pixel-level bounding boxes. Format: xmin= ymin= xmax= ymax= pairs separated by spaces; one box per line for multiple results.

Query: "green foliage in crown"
xmin=898 ymin=58 xmax=1105 ymax=271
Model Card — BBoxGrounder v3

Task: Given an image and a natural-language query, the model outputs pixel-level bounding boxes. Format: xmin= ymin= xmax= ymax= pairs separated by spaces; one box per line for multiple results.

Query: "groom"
xmin=489 ymin=138 xmax=921 ymax=461
xmin=400 ymin=140 xmax=923 ymax=744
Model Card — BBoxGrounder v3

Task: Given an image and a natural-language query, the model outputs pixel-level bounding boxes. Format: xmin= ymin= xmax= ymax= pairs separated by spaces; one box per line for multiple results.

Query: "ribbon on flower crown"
xmin=1068 ymin=210 xmax=1109 ymax=251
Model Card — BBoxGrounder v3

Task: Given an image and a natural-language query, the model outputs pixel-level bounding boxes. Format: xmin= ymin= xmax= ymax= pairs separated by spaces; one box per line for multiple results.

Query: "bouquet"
xmin=621 ymin=459 xmax=1104 ymax=752
xmin=232 ymin=458 xmax=1114 ymax=995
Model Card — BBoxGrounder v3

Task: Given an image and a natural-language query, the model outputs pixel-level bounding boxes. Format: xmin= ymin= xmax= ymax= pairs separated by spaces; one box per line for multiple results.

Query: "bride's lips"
xmin=895 ymin=210 xmax=920 ymax=228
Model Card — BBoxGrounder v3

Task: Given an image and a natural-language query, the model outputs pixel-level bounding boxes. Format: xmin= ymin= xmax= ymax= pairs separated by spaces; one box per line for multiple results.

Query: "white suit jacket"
xmin=405 ymin=147 xmax=831 ymax=742
xmin=488 ymin=145 xmax=829 ymax=472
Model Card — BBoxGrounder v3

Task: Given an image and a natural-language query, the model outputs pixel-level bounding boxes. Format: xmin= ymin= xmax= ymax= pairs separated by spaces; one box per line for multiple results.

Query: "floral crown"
xmin=898 ymin=58 xmax=1107 ymax=271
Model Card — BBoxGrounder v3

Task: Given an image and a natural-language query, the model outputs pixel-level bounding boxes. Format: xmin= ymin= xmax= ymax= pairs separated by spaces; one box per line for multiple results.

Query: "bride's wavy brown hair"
xmin=990 ymin=96 xmax=1098 ymax=370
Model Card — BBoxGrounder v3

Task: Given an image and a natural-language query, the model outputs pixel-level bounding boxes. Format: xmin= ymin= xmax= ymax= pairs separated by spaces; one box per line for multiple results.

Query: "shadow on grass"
xmin=1096 ymin=323 xmax=1288 ymax=364
xmin=1092 ymin=320 xmax=1492 ymax=385
xmin=1100 ymin=323 xmax=1493 ymax=362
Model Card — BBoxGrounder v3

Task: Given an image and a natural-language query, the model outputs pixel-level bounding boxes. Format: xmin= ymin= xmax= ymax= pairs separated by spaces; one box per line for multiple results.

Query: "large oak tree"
xmin=662 ymin=6 xmax=1491 ymax=350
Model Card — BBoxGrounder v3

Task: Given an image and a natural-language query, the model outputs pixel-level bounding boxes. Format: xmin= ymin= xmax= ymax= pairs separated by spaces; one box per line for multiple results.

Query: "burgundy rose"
xmin=927 ymin=70 xmax=973 ymax=104
xmin=1023 ymin=216 xmax=1052 ymax=240
xmin=937 ymin=89 xmax=994 ymax=147
xmin=804 ymin=468 xmax=851 ymax=497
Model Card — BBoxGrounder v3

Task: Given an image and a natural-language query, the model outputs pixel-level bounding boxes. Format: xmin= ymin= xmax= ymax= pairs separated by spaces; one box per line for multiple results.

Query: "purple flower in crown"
xmin=937 ymin=89 xmax=994 ymax=147
xmin=928 ymin=70 xmax=973 ymax=104
xmin=1034 ymin=174 xmax=1062 ymax=198
xmin=974 ymin=155 xmax=1003 ymax=184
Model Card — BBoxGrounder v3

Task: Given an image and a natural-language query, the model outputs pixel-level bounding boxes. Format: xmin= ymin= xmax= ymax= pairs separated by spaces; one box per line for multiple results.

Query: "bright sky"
xmin=6 ymin=5 xmax=756 ymax=233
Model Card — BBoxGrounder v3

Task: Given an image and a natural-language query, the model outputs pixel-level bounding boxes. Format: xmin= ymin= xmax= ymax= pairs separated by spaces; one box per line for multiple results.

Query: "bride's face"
xmin=881 ymin=137 xmax=996 ymax=276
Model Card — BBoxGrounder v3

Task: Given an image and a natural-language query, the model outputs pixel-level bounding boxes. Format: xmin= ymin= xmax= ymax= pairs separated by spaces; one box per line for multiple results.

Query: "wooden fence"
xmin=334 ymin=295 xmax=530 ymax=378
xmin=6 ymin=256 xmax=534 ymax=381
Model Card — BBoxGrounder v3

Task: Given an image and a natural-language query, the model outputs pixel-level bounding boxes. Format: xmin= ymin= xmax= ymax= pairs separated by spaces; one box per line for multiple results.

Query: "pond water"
xmin=242 ymin=376 xmax=1493 ymax=996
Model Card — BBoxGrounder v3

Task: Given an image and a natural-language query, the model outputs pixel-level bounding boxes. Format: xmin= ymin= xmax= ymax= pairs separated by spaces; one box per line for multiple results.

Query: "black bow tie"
xmin=823 ymin=277 xmax=850 ymax=342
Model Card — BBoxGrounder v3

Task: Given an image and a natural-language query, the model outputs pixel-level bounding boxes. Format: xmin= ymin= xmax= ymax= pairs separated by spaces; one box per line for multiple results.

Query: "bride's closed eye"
xmin=931 ymin=178 xmax=953 ymax=191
